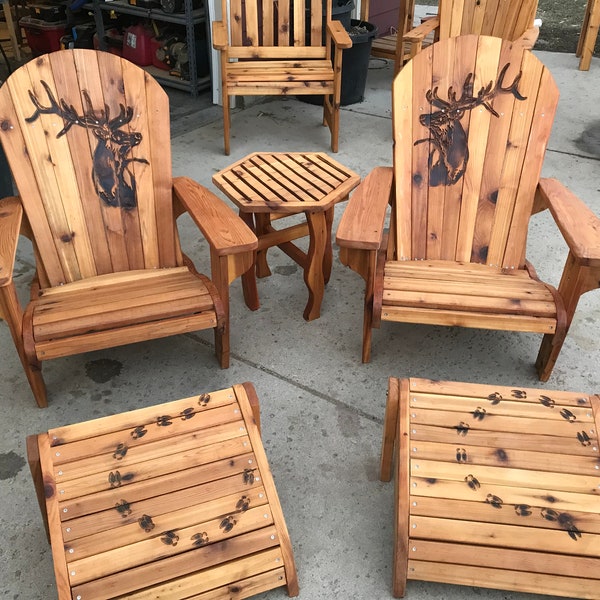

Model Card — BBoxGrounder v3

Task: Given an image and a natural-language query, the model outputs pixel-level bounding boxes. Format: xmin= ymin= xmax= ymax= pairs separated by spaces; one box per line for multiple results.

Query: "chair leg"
xmin=222 ymin=92 xmax=231 ymax=155
xmin=536 ymin=252 xmax=600 ymax=380
xmin=380 ymin=377 xmax=400 ymax=481
xmin=238 ymin=212 xmax=260 ymax=311
xmin=392 ymin=377 xmax=411 ymax=598
xmin=323 ymin=93 xmax=339 ymax=152
xmin=26 ymin=434 xmax=50 ymax=542
xmin=361 ymin=253 xmax=378 ymax=363
xmin=0 ymin=284 xmax=47 ymax=407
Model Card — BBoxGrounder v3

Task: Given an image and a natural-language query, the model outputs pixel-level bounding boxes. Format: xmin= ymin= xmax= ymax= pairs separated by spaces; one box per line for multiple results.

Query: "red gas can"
xmin=123 ymin=23 xmax=154 ymax=66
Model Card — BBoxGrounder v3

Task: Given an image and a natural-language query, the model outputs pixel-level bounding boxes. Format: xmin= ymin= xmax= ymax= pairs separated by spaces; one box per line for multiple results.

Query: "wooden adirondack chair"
xmin=0 ymin=49 xmax=258 ymax=408
xmin=369 ymin=0 xmax=539 ymax=75
xmin=363 ymin=0 xmax=416 ymax=74
xmin=336 ymin=35 xmax=600 ymax=381
xmin=212 ymin=0 xmax=352 ymax=155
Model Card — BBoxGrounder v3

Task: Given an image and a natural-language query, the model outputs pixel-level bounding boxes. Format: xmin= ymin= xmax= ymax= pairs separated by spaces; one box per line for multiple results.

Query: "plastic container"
xmin=340 ymin=19 xmax=378 ymax=105
xmin=20 ymin=16 xmax=67 ymax=56
xmin=297 ymin=18 xmax=378 ymax=106
xmin=93 ymin=28 xmax=124 ymax=56
xmin=28 ymin=3 xmax=66 ymax=23
xmin=331 ymin=0 xmax=354 ymax=30
xmin=123 ymin=23 xmax=155 ymax=66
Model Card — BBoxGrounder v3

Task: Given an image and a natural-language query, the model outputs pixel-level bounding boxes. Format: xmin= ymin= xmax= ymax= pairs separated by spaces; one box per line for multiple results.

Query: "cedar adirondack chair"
xmin=368 ymin=0 xmax=539 ymax=75
xmin=212 ymin=0 xmax=352 ymax=155
xmin=0 ymin=49 xmax=258 ymax=408
xmin=336 ymin=35 xmax=600 ymax=381
xmin=364 ymin=0 xmax=416 ymax=74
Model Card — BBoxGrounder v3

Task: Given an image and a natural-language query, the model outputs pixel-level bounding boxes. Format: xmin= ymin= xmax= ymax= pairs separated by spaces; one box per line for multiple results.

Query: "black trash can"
xmin=331 ymin=0 xmax=354 ymax=30
xmin=298 ymin=18 xmax=378 ymax=106
xmin=340 ymin=19 xmax=377 ymax=105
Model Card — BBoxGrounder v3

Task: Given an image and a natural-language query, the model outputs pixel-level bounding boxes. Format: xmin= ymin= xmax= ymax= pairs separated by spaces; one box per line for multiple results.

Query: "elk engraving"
xmin=26 ymin=80 xmax=149 ymax=210
xmin=415 ymin=63 xmax=526 ymax=187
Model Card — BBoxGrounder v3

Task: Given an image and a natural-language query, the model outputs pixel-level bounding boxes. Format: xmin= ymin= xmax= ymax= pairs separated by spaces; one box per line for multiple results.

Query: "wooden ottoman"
xmin=380 ymin=377 xmax=600 ymax=599
xmin=27 ymin=383 xmax=298 ymax=600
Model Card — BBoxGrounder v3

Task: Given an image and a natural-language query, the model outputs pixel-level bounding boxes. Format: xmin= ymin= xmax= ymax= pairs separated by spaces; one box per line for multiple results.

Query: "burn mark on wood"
xmin=559 ymin=408 xmax=577 ymax=422
xmin=494 ymin=448 xmax=508 ymax=462
xmin=539 ymin=395 xmax=555 ymax=408
xmin=138 ymin=514 xmax=155 ymax=532
xmin=112 ymin=443 xmax=128 ymax=460
xmin=27 ymin=80 xmax=148 ymax=210
xmin=415 ymin=64 xmax=526 ymax=187
xmin=455 ymin=421 xmax=470 ymax=436
xmin=456 ymin=447 xmax=467 ymax=463
xmin=115 ymin=499 xmax=132 ymax=517
xmin=514 ymin=504 xmax=531 ymax=516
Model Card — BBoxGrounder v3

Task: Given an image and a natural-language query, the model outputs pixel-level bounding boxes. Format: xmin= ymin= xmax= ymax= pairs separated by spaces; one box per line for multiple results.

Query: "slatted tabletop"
xmin=28 ymin=383 xmax=298 ymax=600
xmin=383 ymin=377 xmax=600 ymax=599
xmin=212 ymin=152 xmax=360 ymax=214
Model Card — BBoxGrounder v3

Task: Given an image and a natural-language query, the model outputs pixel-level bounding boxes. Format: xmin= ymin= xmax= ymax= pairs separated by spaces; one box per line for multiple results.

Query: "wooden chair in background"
xmin=362 ymin=0 xmax=416 ymax=75
xmin=336 ymin=35 xmax=600 ymax=381
xmin=577 ymin=0 xmax=600 ymax=70
xmin=366 ymin=0 xmax=539 ymax=74
xmin=0 ymin=49 xmax=258 ymax=408
xmin=212 ymin=0 xmax=352 ymax=155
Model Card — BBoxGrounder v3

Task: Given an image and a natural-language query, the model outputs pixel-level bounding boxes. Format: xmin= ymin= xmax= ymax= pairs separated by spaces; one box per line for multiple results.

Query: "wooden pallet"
xmin=381 ymin=377 xmax=600 ymax=599
xmin=27 ymin=383 xmax=298 ymax=600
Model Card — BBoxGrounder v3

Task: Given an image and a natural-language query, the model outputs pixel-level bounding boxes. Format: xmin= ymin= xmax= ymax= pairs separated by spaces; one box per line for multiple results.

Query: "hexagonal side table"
xmin=213 ymin=152 xmax=360 ymax=321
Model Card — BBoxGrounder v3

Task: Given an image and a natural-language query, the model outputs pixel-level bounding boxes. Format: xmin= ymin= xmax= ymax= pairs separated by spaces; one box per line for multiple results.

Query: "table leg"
xmin=238 ymin=211 xmax=260 ymax=311
xmin=255 ymin=213 xmax=272 ymax=278
xmin=303 ymin=211 xmax=327 ymax=321
xmin=323 ymin=206 xmax=335 ymax=285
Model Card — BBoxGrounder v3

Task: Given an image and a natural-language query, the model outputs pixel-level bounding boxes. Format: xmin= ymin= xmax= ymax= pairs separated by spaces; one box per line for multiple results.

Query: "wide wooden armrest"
xmin=173 ymin=177 xmax=257 ymax=257
xmin=212 ymin=20 xmax=228 ymax=50
xmin=514 ymin=25 xmax=540 ymax=51
xmin=328 ymin=20 xmax=353 ymax=49
xmin=336 ymin=167 xmax=393 ymax=250
xmin=403 ymin=16 xmax=440 ymax=43
xmin=0 ymin=196 xmax=22 ymax=287
xmin=537 ymin=178 xmax=600 ymax=266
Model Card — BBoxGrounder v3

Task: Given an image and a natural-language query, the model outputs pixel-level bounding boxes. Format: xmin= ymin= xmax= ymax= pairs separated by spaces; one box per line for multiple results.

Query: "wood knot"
xmin=0 ymin=119 xmax=11 ymax=131
xmin=60 ymin=232 xmax=75 ymax=243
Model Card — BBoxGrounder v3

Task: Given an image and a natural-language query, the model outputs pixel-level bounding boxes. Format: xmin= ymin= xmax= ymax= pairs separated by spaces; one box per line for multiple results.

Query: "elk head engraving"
xmin=415 ymin=63 xmax=526 ymax=187
xmin=26 ymin=80 xmax=149 ymax=210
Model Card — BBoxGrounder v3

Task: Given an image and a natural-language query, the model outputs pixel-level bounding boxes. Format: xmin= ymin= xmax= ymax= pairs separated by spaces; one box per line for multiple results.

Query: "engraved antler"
xmin=26 ymin=80 xmax=82 ymax=137
xmin=425 ymin=64 xmax=527 ymax=118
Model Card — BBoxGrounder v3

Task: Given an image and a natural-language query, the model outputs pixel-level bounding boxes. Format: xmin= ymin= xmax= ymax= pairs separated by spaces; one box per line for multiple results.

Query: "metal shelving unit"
xmin=88 ymin=0 xmax=210 ymax=95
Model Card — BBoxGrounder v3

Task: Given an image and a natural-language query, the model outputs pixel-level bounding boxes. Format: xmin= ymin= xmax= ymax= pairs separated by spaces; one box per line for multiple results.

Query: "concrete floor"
xmin=1 ymin=45 xmax=600 ymax=600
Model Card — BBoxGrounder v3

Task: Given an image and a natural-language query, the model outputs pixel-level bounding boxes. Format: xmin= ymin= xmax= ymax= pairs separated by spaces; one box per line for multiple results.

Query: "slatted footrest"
xmin=27 ymin=383 xmax=298 ymax=600
xmin=382 ymin=377 xmax=600 ymax=599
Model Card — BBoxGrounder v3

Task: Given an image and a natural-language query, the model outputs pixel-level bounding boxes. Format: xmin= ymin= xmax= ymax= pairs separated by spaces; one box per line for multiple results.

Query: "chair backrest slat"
xmin=391 ymin=35 xmax=559 ymax=268
xmin=0 ymin=49 xmax=178 ymax=288
xmin=440 ymin=0 xmax=538 ymax=40
xmin=223 ymin=0 xmax=327 ymax=48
